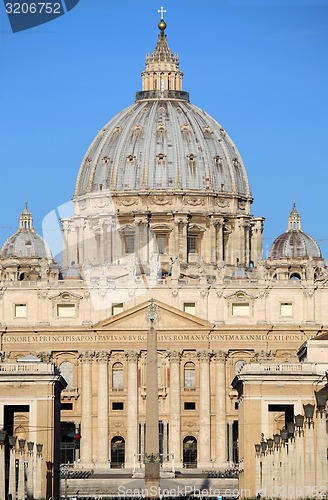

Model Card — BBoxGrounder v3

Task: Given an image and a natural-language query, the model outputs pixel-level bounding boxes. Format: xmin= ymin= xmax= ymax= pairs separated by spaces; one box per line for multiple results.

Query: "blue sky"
xmin=0 ymin=0 xmax=327 ymax=259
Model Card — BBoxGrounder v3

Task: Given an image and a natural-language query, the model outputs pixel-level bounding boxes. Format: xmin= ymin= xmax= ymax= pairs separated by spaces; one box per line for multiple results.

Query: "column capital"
xmin=134 ymin=215 xmax=149 ymax=225
xmin=125 ymin=350 xmax=139 ymax=363
xmin=167 ymin=350 xmax=181 ymax=362
xmin=197 ymin=350 xmax=211 ymax=363
xmin=212 ymin=350 xmax=227 ymax=362
xmin=37 ymin=351 xmax=52 ymax=362
xmin=96 ymin=351 xmax=110 ymax=363
xmin=79 ymin=351 xmax=95 ymax=362
xmin=174 ymin=215 xmax=189 ymax=226
xmin=210 ymin=215 xmax=224 ymax=227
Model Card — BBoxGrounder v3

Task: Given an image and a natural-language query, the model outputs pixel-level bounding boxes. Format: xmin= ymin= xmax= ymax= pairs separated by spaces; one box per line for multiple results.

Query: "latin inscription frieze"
xmin=3 ymin=332 xmax=307 ymax=344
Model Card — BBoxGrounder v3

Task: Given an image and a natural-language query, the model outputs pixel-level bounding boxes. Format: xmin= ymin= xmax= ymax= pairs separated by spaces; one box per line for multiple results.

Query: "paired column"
xmin=168 ymin=351 xmax=181 ymax=465
xmin=97 ymin=351 xmax=109 ymax=468
xmin=125 ymin=351 xmax=139 ymax=468
xmin=198 ymin=350 xmax=211 ymax=468
xmin=213 ymin=350 xmax=227 ymax=466
xmin=80 ymin=351 xmax=94 ymax=467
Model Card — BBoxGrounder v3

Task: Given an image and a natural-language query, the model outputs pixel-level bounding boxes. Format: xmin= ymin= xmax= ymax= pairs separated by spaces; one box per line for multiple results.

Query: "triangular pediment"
xmin=94 ymin=299 xmax=212 ymax=331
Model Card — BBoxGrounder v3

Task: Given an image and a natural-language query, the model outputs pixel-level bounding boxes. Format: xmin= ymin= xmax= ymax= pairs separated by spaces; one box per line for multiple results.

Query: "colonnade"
xmin=78 ymin=349 xmax=229 ymax=470
xmin=62 ymin=212 xmax=263 ymax=270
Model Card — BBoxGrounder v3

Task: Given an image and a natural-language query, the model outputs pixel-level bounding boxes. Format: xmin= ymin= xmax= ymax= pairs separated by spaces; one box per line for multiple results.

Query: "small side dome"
xmin=62 ymin=262 xmax=82 ymax=279
xmin=268 ymin=205 xmax=321 ymax=260
xmin=0 ymin=205 xmax=52 ymax=259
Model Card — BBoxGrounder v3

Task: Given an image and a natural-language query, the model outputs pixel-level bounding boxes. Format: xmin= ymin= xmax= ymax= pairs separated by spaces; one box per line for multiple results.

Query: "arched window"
xmin=184 ymin=362 xmax=195 ymax=390
xmin=60 ymin=361 xmax=74 ymax=389
xmin=111 ymin=436 xmax=125 ymax=468
xmin=112 ymin=362 xmax=123 ymax=390
xmin=290 ymin=272 xmax=301 ymax=281
xmin=183 ymin=436 xmax=197 ymax=468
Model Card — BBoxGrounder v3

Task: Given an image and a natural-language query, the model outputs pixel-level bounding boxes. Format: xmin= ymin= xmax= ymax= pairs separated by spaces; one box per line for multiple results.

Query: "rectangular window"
xmin=15 ymin=304 xmax=27 ymax=318
xmin=187 ymin=235 xmax=197 ymax=254
xmin=124 ymin=235 xmax=135 ymax=254
xmin=184 ymin=369 xmax=195 ymax=389
xmin=232 ymin=303 xmax=250 ymax=317
xmin=156 ymin=234 xmax=168 ymax=254
xmin=57 ymin=304 xmax=76 ymax=318
xmin=112 ymin=402 xmax=124 ymax=411
xmin=183 ymin=302 xmax=196 ymax=315
xmin=184 ymin=402 xmax=196 ymax=410
xmin=112 ymin=369 xmax=123 ymax=390
xmin=112 ymin=303 xmax=124 ymax=316
xmin=280 ymin=303 xmax=293 ymax=317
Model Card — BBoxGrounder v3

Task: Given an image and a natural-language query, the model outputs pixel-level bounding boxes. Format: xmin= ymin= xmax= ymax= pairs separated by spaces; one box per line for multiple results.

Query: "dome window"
xmin=111 ymin=127 xmax=122 ymax=140
xmin=132 ymin=125 xmax=142 ymax=139
xmin=102 ymin=156 xmax=110 ymax=165
xmin=156 ymin=123 xmax=166 ymax=136
xmin=203 ymin=126 xmax=212 ymax=139
xmin=126 ymin=155 xmax=136 ymax=165
xmin=156 ymin=153 xmax=166 ymax=165
xmin=187 ymin=154 xmax=197 ymax=174
xmin=214 ymin=156 xmax=222 ymax=168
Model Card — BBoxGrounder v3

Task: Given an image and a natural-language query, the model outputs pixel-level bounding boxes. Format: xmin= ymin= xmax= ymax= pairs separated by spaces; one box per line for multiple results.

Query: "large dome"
xmin=61 ymin=21 xmax=263 ymax=272
xmin=75 ymin=100 xmax=251 ymax=198
xmin=74 ymin=27 xmax=251 ymax=202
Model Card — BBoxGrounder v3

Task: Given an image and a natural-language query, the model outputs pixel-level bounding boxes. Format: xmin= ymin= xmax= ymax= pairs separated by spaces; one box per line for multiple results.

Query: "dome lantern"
xmin=138 ymin=12 xmax=188 ymax=102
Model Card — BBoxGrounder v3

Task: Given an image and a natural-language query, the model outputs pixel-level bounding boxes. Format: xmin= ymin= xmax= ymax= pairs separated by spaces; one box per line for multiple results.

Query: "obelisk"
xmin=144 ymin=298 xmax=160 ymax=498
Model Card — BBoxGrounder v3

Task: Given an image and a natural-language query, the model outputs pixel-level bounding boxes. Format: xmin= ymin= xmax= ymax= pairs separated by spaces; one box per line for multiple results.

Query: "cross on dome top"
xmin=157 ymin=6 xmax=167 ymax=20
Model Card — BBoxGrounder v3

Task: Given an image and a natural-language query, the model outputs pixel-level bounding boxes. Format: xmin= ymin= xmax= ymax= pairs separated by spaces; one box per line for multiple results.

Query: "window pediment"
xmin=225 ymin=290 xmax=256 ymax=304
xmin=49 ymin=291 xmax=83 ymax=303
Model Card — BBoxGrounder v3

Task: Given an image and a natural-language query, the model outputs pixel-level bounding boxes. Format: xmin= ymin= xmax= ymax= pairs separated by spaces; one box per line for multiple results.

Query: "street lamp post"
xmin=8 ymin=435 xmax=17 ymax=499
xmin=27 ymin=441 xmax=34 ymax=500
xmin=35 ymin=443 xmax=43 ymax=499
xmin=18 ymin=438 xmax=26 ymax=500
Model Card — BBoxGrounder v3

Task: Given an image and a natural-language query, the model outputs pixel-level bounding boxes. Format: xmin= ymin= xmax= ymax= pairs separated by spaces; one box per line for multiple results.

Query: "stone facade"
xmin=0 ymin=17 xmax=327 ymax=498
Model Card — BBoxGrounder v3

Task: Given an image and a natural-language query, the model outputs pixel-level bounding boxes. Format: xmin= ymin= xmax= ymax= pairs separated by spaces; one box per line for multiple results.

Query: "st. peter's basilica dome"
xmin=74 ymin=24 xmax=251 ymax=204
